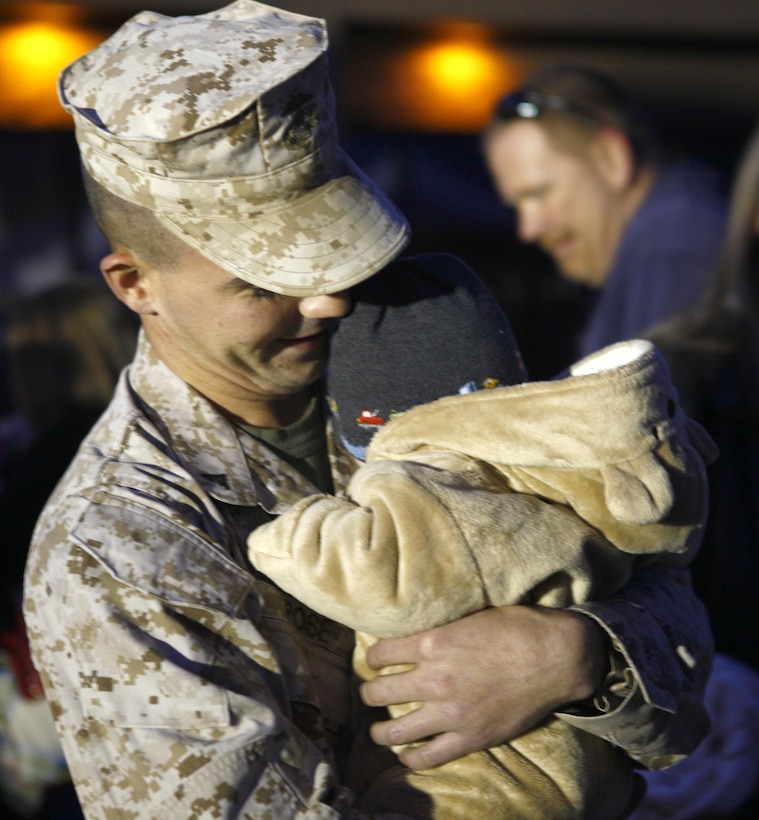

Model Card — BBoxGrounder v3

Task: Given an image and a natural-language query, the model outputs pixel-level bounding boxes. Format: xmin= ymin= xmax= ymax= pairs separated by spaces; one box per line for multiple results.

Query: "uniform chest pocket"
xmin=67 ymin=500 xmax=260 ymax=731
xmin=66 ymin=549 xmax=231 ymax=730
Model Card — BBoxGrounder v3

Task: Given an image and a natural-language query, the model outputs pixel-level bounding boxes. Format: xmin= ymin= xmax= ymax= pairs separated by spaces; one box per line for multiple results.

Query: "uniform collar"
xmin=127 ymin=331 xmax=324 ymax=512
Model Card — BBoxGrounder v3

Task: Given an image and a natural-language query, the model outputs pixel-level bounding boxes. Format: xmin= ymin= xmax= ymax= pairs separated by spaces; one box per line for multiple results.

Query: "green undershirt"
xmin=239 ymin=391 xmax=334 ymax=495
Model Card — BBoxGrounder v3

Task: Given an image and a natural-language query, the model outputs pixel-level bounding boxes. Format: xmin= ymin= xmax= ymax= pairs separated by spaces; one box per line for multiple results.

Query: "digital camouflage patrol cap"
xmin=58 ymin=0 xmax=410 ymax=296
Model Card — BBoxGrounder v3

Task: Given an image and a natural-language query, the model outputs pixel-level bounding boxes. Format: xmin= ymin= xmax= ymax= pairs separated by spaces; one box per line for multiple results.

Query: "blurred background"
xmin=1 ymin=0 xmax=759 ymax=382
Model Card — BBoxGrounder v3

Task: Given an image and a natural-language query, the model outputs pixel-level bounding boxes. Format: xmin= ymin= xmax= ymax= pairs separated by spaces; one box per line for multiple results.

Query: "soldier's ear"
xmin=100 ymin=252 xmax=158 ymax=316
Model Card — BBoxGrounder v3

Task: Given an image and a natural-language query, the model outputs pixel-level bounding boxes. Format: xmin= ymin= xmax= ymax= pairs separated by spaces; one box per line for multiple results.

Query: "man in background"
xmin=483 ymin=64 xmax=727 ymax=357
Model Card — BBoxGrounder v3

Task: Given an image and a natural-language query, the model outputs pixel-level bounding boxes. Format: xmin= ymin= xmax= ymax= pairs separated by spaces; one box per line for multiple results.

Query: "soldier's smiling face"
xmin=105 ymin=244 xmax=351 ymax=425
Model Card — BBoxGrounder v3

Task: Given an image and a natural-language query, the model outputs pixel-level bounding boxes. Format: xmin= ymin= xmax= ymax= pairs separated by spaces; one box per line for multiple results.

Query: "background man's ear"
xmin=590 ymin=127 xmax=636 ymax=191
xmin=100 ymin=252 xmax=157 ymax=315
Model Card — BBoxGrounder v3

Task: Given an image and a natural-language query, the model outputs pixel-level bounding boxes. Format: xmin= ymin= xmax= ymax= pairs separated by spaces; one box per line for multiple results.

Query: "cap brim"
xmin=158 ymin=160 xmax=410 ymax=296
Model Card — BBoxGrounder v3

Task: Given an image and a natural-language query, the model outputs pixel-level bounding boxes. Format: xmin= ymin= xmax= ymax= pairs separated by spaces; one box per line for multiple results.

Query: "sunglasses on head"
xmin=494 ymin=90 xmax=601 ymax=124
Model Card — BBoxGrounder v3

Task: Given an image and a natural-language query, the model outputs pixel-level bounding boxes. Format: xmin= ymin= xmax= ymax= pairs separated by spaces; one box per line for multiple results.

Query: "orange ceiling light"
xmin=0 ymin=4 xmax=104 ymax=129
xmin=390 ymin=25 xmax=523 ymax=132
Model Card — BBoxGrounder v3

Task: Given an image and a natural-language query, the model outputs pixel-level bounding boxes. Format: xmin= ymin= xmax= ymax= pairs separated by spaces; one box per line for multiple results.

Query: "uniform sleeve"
xmin=560 ymin=563 xmax=714 ymax=770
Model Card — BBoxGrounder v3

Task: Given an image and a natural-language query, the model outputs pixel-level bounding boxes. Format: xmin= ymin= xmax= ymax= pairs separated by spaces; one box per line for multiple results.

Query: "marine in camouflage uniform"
xmin=23 ymin=2 xmax=713 ymax=818
xmin=24 ymin=332 xmax=375 ymax=818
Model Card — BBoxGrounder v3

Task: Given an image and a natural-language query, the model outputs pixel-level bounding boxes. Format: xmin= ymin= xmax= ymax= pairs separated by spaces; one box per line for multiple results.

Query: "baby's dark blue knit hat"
xmin=327 ymin=253 xmax=527 ymax=460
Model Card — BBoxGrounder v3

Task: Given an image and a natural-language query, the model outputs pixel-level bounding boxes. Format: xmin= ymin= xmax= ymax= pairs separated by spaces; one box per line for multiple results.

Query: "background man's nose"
xmin=518 ymin=208 xmax=544 ymax=243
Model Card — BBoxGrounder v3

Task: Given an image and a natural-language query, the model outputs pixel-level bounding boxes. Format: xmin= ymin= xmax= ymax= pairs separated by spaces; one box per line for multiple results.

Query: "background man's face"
xmin=485 ymin=119 xmax=627 ymax=288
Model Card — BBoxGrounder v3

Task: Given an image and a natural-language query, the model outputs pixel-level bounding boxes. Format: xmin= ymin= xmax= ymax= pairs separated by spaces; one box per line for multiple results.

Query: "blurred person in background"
xmin=483 ymin=64 xmax=728 ymax=360
xmin=0 ymin=278 xmax=137 ymax=819
xmin=622 ymin=123 xmax=759 ymax=820
xmin=1 ymin=278 xmax=138 ymax=588
xmin=646 ymin=123 xmax=759 ymax=672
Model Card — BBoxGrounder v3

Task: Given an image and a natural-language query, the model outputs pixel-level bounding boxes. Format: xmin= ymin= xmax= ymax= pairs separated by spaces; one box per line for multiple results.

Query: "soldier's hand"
xmin=360 ymin=604 xmax=608 ymax=770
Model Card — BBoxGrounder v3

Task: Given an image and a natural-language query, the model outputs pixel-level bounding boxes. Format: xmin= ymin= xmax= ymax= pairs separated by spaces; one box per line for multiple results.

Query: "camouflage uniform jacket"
xmin=24 ymin=333 xmax=712 ymax=818
xmin=23 ymin=333 xmax=402 ymax=819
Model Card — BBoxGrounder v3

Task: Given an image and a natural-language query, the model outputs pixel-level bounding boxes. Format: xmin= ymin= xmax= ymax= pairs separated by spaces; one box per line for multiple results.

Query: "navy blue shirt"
xmin=579 ymin=160 xmax=728 ymax=357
